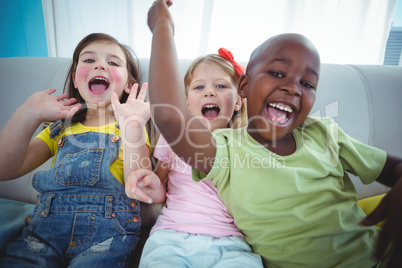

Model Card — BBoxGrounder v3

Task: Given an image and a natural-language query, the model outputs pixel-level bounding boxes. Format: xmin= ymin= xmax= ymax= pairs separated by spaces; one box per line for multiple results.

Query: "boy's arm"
xmin=361 ymin=154 xmax=402 ymax=266
xmin=375 ymin=154 xmax=402 ymax=187
xmin=147 ymin=0 xmax=215 ymax=173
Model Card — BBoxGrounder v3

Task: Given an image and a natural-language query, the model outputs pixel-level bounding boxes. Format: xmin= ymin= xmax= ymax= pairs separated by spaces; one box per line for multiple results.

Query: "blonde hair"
xmin=183 ymin=54 xmax=247 ymax=129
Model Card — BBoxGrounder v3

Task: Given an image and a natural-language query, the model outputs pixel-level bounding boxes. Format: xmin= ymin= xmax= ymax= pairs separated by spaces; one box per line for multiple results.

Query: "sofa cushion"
xmin=0 ymin=198 xmax=35 ymax=257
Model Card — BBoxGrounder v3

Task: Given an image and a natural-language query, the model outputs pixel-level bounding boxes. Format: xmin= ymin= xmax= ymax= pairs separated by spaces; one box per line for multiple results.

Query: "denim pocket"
xmin=56 ymin=148 xmax=104 ymax=186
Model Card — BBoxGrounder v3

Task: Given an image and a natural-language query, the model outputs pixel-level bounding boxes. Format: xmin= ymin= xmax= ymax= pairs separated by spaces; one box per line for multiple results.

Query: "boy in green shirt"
xmin=132 ymin=1 xmax=402 ymax=267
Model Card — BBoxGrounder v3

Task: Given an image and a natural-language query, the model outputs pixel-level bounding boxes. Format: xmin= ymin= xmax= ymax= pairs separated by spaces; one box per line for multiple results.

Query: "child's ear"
xmin=125 ymin=81 xmax=134 ymax=94
xmin=234 ymin=95 xmax=243 ymax=112
xmin=238 ymin=74 xmax=248 ymax=98
xmin=124 ymin=85 xmax=131 ymax=94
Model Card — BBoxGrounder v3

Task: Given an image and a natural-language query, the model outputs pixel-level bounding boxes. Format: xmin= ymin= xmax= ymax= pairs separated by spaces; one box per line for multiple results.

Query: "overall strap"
xmin=49 ymin=120 xmax=65 ymax=139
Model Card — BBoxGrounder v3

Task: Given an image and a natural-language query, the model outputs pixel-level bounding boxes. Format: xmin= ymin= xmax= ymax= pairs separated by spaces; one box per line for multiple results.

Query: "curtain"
xmin=42 ymin=0 xmax=397 ymax=64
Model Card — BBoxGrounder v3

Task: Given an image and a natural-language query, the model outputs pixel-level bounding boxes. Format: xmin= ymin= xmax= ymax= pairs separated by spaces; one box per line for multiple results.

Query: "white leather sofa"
xmin=0 ymin=57 xmax=401 ymax=263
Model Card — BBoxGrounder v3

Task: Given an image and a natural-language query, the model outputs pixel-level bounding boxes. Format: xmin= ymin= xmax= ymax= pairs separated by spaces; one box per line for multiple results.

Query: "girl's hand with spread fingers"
xmin=0 ymin=88 xmax=81 ymax=180
xmin=111 ymin=83 xmax=151 ymax=130
xmin=24 ymin=88 xmax=81 ymax=123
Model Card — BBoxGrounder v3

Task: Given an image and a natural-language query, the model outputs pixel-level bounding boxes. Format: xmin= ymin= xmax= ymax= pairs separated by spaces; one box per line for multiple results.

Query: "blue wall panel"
xmin=0 ymin=0 xmax=48 ymax=58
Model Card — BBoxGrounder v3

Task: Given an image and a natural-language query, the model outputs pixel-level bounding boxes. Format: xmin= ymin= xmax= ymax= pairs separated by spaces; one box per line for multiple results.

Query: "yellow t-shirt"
xmin=35 ymin=121 xmax=150 ymax=185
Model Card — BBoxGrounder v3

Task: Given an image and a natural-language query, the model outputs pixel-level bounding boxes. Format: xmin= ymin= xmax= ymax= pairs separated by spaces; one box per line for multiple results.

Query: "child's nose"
xmin=203 ymin=87 xmax=216 ymax=97
xmin=94 ymin=62 xmax=107 ymax=70
xmin=281 ymin=83 xmax=301 ymax=97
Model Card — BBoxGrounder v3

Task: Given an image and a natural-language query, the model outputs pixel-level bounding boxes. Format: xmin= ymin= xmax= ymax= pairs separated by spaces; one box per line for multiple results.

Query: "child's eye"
xmin=216 ymin=84 xmax=226 ymax=89
xmin=269 ymin=71 xmax=284 ymax=78
xmin=194 ymin=85 xmax=205 ymax=90
xmin=301 ymin=81 xmax=315 ymax=90
xmin=84 ymin=59 xmax=94 ymax=63
xmin=108 ymin=62 xmax=119 ymax=66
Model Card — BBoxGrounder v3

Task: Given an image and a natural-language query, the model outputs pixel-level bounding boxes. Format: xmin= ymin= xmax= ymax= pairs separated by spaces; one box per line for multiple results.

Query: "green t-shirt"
xmin=193 ymin=117 xmax=387 ymax=267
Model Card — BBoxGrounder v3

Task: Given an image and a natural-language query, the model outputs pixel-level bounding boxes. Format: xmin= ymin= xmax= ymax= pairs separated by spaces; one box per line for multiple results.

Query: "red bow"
xmin=218 ymin=48 xmax=246 ymax=76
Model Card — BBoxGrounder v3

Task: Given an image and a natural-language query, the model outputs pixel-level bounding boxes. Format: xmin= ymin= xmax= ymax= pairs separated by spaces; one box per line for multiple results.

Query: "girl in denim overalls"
xmin=0 ymin=33 xmax=151 ymax=267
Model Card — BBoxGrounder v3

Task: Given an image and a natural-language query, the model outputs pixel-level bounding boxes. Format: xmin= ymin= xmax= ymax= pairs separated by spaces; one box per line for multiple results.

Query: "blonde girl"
xmin=126 ymin=50 xmax=262 ymax=267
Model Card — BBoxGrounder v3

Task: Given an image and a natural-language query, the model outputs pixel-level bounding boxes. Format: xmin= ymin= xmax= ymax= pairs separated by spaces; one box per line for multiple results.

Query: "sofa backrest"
xmin=0 ymin=57 xmax=401 ymax=202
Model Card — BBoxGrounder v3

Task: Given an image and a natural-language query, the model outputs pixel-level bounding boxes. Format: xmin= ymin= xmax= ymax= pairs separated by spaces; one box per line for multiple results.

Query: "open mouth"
xmin=202 ymin=104 xmax=220 ymax=120
xmin=266 ymin=102 xmax=294 ymax=124
xmin=89 ymin=76 xmax=109 ymax=93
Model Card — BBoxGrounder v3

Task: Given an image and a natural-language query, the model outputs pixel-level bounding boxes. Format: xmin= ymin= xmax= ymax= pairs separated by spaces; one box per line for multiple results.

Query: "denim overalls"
xmin=0 ymin=120 xmax=141 ymax=267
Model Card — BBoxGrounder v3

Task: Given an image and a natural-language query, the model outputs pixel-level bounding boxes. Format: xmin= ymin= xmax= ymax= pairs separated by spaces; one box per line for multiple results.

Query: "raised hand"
xmin=111 ymin=83 xmax=151 ymax=130
xmin=0 ymin=89 xmax=81 ymax=180
xmin=23 ymin=88 xmax=81 ymax=123
xmin=125 ymin=168 xmax=163 ymax=204
xmin=147 ymin=0 xmax=174 ymax=34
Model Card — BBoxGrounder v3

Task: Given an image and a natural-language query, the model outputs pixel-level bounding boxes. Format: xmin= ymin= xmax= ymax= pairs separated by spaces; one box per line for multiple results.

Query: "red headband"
xmin=218 ymin=47 xmax=246 ymax=77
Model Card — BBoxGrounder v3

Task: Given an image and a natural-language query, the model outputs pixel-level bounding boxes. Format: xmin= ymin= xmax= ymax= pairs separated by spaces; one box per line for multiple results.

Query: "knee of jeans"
xmin=24 ymin=236 xmax=46 ymax=253
xmin=89 ymin=237 xmax=113 ymax=253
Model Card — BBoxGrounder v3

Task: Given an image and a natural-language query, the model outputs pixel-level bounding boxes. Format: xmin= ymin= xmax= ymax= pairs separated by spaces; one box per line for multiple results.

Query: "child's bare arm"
xmin=360 ymin=154 xmax=402 ymax=266
xmin=147 ymin=0 xmax=215 ymax=173
xmin=111 ymin=83 xmax=152 ymax=183
xmin=375 ymin=155 xmax=402 ymax=187
xmin=0 ymin=88 xmax=80 ymax=180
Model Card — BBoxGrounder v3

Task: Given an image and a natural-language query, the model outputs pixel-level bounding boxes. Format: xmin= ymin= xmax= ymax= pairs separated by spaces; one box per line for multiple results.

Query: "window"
xmin=43 ymin=0 xmax=398 ymax=65
xmin=384 ymin=0 xmax=402 ymax=66
xmin=384 ymin=27 xmax=402 ymax=65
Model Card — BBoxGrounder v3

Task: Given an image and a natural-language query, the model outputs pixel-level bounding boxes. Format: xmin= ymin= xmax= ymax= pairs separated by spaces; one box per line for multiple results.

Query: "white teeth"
xmin=91 ymin=77 xmax=109 ymax=82
xmin=204 ymin=104 xmax=218 ymax=109
xmin=269 ymin=103 xmax=293 ymax=113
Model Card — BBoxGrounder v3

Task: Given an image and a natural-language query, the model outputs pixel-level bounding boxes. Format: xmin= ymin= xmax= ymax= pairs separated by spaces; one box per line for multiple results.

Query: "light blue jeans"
xmin=139 ymin=229 xmax=263 ymax=268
